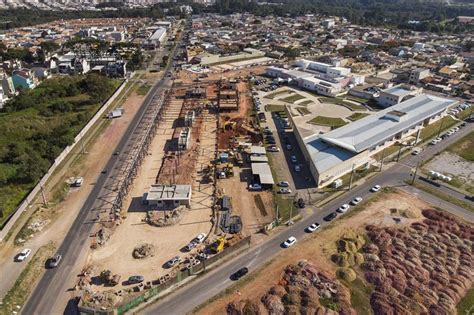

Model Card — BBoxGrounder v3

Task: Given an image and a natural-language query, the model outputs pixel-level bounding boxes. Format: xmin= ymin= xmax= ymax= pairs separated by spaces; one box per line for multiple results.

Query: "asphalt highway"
xmin=143 ymin=120 xmax=473 ymax=315
xmin=21 ymin=35 xmax=182 ymax=315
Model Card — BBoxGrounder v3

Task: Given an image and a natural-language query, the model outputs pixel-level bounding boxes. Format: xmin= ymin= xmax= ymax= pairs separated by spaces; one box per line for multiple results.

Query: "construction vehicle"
xmin=216 ymin=163 xmax=234 ymax=178
xmin=212 ymin=237 xmax=225 ymax=253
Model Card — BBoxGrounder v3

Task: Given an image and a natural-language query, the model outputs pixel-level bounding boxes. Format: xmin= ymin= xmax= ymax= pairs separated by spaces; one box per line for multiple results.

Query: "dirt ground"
xmin=218 ymin=167 xmax=274 ymax=244
xmin=88 ymin=95 xmax=216 ymax=291
xmin=196 ymin=189 xmax=430 ymax=315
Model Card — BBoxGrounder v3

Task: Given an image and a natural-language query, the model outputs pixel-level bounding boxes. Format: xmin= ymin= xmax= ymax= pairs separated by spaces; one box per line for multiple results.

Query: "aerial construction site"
xmin=76 ymin=66 xmax=273 ymax=310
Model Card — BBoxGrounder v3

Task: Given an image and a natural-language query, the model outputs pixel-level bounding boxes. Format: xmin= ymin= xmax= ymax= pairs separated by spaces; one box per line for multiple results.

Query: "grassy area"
xmin=447 ymin=131 xmax=474 ymax=161
xmin=274 ymin=193 xmax=296 ymax=222
xmin=307 ymin=116 xmax=347 ymax=128
xmin=347 ymin=112 xmax=370 ymax=121
xmin=296 ymin=107 xmax=311 ymax=115
xmin=0 ymin=242 xmax=56 ymax=314
xmin=281 ymin=94 xmax=305 ymax=103
xmin=0 ymin=75 xmax=119 ymax=227
xmin=265 ymin=104 xmax=286 ymax=112
xmin=458 ymin=107 xmax=474 ymax=120
xmin=343 ymin=278 xmax=373 ymax=315
xmin=298 ymin=100 xmax=313 ymax=106
xmin=371 ymin=144 xmax=401 ymax=161
xmin=136 ymin=83 xmax=151 ymax=96
xmin=420 ymin=116 xmax=457 ymax=140
xmin=337 ymin=165 xmax=378 ymax=189
xmin=318 ymin=97 xmax=366 ymax=111
xmin=411 ymin=181 xmax=474 ymax=212
xmin=457 ymin=286 xmax=474 ymax=315
xmin=264 ymin=90 xmax=288 ymax=99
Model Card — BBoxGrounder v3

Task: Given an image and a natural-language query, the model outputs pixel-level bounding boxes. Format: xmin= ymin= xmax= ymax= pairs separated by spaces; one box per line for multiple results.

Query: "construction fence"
xmin=78 ymin=235 xmax=251 ymax=315
xmin=0 ymin=75 xmax=132 ymax=239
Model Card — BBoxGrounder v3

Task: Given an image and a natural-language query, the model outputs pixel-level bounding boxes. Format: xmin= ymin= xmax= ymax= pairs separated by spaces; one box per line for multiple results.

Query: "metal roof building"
xmin=145 ymin=184 xmax=192 ymax=209
xmin=293 ymin=94 xmax=457 ymax=187
xmin=251 ymin=163 xmax=275 ymax=186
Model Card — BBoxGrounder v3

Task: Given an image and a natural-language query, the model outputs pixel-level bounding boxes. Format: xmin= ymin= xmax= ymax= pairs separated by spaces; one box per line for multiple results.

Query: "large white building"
xmin=377 ymin=84 xmax=422 ymax=108
xmin=266 ymin=59 xmax=364 ymax=97
xmin=290 ymin=94 xmax=457 ymax=187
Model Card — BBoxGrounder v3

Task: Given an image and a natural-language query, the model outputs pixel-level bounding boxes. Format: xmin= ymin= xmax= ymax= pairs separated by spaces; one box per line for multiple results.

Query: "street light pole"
xmin=379 ymin=148 xmax=386 ymax=172
xmin=411 ymin=160 xmax=421 ymax=185
xmin=349 ymin=164 xmax=355 ymax=191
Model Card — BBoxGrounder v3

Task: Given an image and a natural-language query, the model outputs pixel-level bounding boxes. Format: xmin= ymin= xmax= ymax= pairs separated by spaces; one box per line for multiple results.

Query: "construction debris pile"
xmin=132 ymin=243 xmax=155 ymax=259
xmin=227 ymin=260 xmax=355 ymax=315
xmin=90 ymin=227 xmax=111 ymax=249
xmin=364 ymin=209 xmax=473 ymax=314
xmin=146 ymin=206 xmax=189 ymax=227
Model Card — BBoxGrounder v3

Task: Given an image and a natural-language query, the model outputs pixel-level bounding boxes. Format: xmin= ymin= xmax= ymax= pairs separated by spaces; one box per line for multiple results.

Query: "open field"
xmin=196 ymin=189 xmax=473 ymax=315
xmin=447 ymin=130 xmax=474 ymax=161
xmin=264 ymin=90 xmax=288 ymax=99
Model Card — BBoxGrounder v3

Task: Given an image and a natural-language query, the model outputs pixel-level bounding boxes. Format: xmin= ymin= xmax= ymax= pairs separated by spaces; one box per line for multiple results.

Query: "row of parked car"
xmin=448 ymin=102 xmax=471 ymax=116
xmin=430 ymin=121 xmax=467 ymax=145
xmin=280 ymin=184 xmax=382 ymax=248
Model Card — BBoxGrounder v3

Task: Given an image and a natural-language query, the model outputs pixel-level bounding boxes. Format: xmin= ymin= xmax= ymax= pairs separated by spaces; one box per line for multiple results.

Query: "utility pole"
xmin=81 ymin=137 xmax=86 ymax=155
xmin=411 ymin=160 xmax=421 ymax=185
xmin=40 ymin=184 xmax=48 ymax=206
xmin=348 ymin=164 xmax=355 ymax=191
xmin=275 ymin=204 xmax=280 ymax=226
xmin=379 ymin=148 xmax=386 ymax=172
xmin=396 ymin=145 xmax=403 ymax=162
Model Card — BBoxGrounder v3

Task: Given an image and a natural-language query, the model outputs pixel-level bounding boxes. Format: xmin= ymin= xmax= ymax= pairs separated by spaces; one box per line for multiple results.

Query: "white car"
xmin=430 ymin=138 xmax=442 ymax=145
xmin=282 ymin=236 xmax=297 ymax=248
xmin=248 ymin=183 xmax=262 ymax=191
xmin=338 ymin=204 xmax=350 ymax=213
xmin=194 ymin=233 xmax=207 ymax=243
xmin=267 ymin=146 xmax=280 ymax=152
xmin=294 ymin=165 xmax=301 ymax=172
xmin=370 ymin=185 xmax=381 ymax=192
xmin=306 ymin=223 xmax=321 ymax=233
xmin=351 ymin=197 xmax=363 ymax=205
xmin=17 ymin=249 xmax=32 ymax=262
xmin=278 ymin=188 xmax=292 ymax=194
xmin=278 ymin=181 xmax=289 ymax=187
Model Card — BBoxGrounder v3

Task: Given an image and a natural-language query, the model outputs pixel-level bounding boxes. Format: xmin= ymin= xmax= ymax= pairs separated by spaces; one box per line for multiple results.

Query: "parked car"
xmin=351 ymin=197 xmax=363 ymax=205
xmin=323 ymin=212 xmax=337 ymax=221
xmin=248 ymin=183 xmax=262 ymax=191
xmin=16 ymin=249 xmax=31 ymax=262
xmin=430 ymin=138 xmax=442 ymax=145
xmin=48 ymin=254 xmax=62 ymax=268
xmin=267 ymin=139 xmax=276 ymax=145
xmin=128 ymin=275 xmax=145 ymax=284
xmin=267 ymin=146 xmax=280 ymax=152
xmin=165 ymin=256 xmax=181 ymax=268
xmin=194 ymin=233 xmax=206 ymax=243
xmin=278 ymin=181 xmax=289 ymax=187
xmin=337 ymin=204 xmax=350 ymax=213
xmin=286 ymin=144 xmax=292 ymax=150
xmin=290 ymin=156 xmax=297 ymax=163
xmin=370 ymin=185 xmax=381 ymax=192
xmin=278 ymin=188 xmax=292 ymax=194
xmin=282 ymin=236 xmax=297 ymax=248
xmin=306 ymin=223 xmax=321 ymax=233
xmin=297 ymin=198 xmax=305 ymax=209
xmin=185 ymin=241 xmax=198 ymax=251
xmin=294 ymin=165 xmax=301 ymax=172
xmin=231 ymin=267 xmax=249 ymax=280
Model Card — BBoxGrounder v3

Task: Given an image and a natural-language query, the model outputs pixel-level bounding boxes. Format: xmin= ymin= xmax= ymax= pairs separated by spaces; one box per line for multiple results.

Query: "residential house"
xmin=12 ymin=69 xmax=36 ymax=90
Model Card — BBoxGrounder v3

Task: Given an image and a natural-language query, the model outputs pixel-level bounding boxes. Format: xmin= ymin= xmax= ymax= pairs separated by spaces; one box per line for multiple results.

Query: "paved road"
xmin=143 ymin=120 xmax=473 ymax=315
xmin=21 ymin=33 xmax=183 ymax=315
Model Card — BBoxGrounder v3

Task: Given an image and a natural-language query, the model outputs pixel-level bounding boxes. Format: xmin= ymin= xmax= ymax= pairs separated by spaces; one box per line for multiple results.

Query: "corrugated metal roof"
xmin=315 ymin=94 xmax=456 ymax=153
